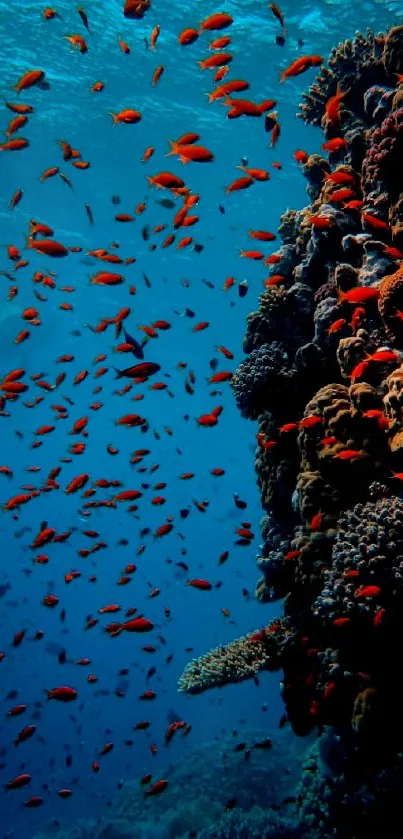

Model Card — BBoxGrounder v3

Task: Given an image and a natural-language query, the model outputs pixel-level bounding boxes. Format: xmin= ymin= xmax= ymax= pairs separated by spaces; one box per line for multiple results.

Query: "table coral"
xmin=178 ymin=623 xmax=285 ymax=694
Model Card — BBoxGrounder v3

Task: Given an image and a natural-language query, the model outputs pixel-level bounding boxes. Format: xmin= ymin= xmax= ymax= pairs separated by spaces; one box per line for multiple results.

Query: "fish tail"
xmin=113 ymin=368 xmax=123 ymax=379
xmin=109 ymin=112 xmax=117 ymax=125
xmin=165 ymin=140 xmax=176 ymax=157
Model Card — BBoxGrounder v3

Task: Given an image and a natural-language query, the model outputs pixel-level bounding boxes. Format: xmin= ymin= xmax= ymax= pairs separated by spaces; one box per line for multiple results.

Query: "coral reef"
xmin=32 ymin=731 xmax=306 ymax=839
xmin=179 ymin=20 xmax=403 ymax=790
xmin=176 ymin=23 xmax=403 ymax=839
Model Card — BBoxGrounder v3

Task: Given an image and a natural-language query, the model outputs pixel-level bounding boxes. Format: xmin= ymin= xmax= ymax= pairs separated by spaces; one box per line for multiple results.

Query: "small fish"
xmin=85 ymin=203 xmax=93 ymax=224
xmin=157 ymin=198 xmax=175 ymax=209
xmin=77 ymin=7 xmax=90 ymax=31
xmin=123 ymin=327 xmax=144 ymax=360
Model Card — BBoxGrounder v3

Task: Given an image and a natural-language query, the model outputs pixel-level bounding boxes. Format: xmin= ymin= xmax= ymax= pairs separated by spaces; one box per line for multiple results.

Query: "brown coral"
xmin=383 ymin=364 xmax=403 ymax=458
xmin=378 ymin=264 xmax=403 ymax=343
xmin=382 ymin=26 xmax=403 ymax=80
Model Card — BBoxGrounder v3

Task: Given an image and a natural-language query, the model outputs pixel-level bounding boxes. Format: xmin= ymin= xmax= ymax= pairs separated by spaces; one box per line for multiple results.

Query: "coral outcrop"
xmin=178 ymin=23 xmax=403 ymax=838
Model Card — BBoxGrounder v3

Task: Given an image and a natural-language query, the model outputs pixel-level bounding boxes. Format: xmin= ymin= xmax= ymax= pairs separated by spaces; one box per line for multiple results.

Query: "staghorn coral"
xmin=178 ymin=623 xmax=286 ymax=694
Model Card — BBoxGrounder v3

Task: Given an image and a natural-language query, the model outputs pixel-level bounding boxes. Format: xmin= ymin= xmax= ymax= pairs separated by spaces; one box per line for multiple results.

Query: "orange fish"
xmin=110 ymin=109 xmax=141 ymax=125
xmin=214 ymin=65 xmax=229 ymax=82
xmin=10 ymin=189 xmax=23 ymax=209
xmin=325 ymin=84 xmax=349 ymax=127
xmin=280 ymin=55 xmax=323 ymax=82
xmin=208 ymin=79 xmax=250 ymax=102
xmin=209 ymin=35 xmax=231 ymax=50
xmin=168 ymin=141 xmax=214 ymax=163
xmin=150 ymin=24 xmax=160 ymax=49
xmin=269 ymin=3 xmax=285 ymax=29
xmin=199 ymin=53 xmax=233 ymax=71
xmin=327 ymin=318 xmax=346 ymax=334
xmin=199 ymin=13 xmax=233 ymax=32
xmin=65 ymin=34 xmax=88 ymax=53
xmin=178 ymin=28 xmax=199 ymax=46
xmin=118 ymin=35 xmax=131 ymax=53
xmin=238 ymin=166 xmax=269 ymax=181
xmin=0 ymin=138 xmax=29 ymax=151
xmin=142 ymin=146 xmax=155 ymax=163
xmin=226 ymin=175 xmax=254 ymax=194
xmin=152 ymin=65 xmax=164 ymax=86
xmin=147 ymin=172 xmax=184 ymax=189
xmin=14 ymin=69 xmax=45 ymax=93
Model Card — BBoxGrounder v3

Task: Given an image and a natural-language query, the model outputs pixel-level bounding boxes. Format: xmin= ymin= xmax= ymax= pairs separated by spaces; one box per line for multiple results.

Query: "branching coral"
xmin=298 ymin=29 xmax=385 ymax=128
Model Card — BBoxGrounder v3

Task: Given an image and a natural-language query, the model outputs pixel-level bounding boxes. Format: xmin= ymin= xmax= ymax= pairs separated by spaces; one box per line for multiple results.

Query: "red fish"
xmin=144 ymin=779 xmax=168 ymax=796
xmin=355 ymin=586 xmax=381 ymax=599
xmin=46 ymin=686 xmax=78 ymax=701
xmin=186 ymin=578 xmax=212 ymax=590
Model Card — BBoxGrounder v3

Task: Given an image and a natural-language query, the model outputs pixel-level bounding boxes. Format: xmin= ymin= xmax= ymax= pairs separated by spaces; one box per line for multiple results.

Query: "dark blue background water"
xmin=0 ymin=1 xmax=401 ymax=837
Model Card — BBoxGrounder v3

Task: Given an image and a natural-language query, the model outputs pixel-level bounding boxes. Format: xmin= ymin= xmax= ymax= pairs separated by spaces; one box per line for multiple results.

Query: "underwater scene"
xmin=2 ymin=1 xmax=403 ymax=837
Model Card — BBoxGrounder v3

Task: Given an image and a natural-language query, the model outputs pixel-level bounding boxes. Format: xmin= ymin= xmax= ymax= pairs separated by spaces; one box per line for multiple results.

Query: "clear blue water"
xmin=0 ymin=2 xmax=401 ymax=837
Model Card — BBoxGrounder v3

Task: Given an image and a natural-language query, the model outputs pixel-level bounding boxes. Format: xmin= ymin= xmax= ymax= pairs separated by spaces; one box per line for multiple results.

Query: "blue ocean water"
xmin=0 ymin=2 xmax=402 ymax=838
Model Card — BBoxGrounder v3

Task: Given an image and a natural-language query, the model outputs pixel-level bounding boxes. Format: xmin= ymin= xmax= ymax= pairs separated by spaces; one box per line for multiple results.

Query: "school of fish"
xmin=0 ymin=0 xmax=359 ymax=828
